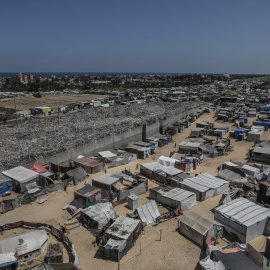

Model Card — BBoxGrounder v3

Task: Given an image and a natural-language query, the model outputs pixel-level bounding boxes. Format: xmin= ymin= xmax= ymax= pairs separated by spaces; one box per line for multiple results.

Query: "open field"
xmin=0 ymin=110 xmax=268 ymax=270
xmin=0 ymin=93 xmax=107 ymax=111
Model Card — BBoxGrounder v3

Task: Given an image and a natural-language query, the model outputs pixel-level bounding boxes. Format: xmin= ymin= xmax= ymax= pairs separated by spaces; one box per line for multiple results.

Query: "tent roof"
xmin=2 ymin=166 xmax=39 ymax=183
xmin=106 ymin=216 xmax=140 ymax=240
xmin=158 ymin=188 xmax=196 ymax=202
xmin=218 ymin=169 xmax=247 ymax=184
xmin=92 ymin=173 xmax=120 ymax=186
xmin=141 ymin=162 xmax=183 ymax=176
xmin=97 ymin=150 xmax=117 ymax=158
xmin=0 ymin=229 xmax=48 ymax=256
xmin=180 ymin=211 xmax=220 ymax=236
xmin=215 ymin=197 xmax=270 ymax=227
xmin=181 ymin=173 xmax=228 ymax=192
xmin=211 ymin=250 xmax=261 ymax=270
xmin=81 ymin=202 xmax=117 ymax=230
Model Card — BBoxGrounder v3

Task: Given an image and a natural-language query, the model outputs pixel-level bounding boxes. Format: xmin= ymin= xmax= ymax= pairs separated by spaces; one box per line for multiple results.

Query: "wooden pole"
xmin=160 ymin=229 xmax=162 ymax=241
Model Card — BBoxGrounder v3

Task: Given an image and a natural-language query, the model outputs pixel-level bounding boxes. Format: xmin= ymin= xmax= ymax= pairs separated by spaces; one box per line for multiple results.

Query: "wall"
xmin=37 ymin=106 xmax=197 ymax=165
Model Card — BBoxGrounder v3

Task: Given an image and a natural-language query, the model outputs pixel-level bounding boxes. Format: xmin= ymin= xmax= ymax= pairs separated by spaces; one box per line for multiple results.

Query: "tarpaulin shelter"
xmin=0 ymin=253 xmax=18 ymax=269
xmin=92 ymin=173 xmax=123 ymax=190
xmin=140 ymin=162 xmax=183 ymax=185
xmin=215 ymin=197 xmax=270 ymax=242
xmin=210 ymin=250 xmax=261 ymax=270
xmin=156 ymin=188 xmax=196 ymax=210
xmin=157 ymin=156 xmax=178 ymax=167
xmin=2 ymin=166 xmax=39 ymax=193
xmin=180 ymin=173 xmax=229 ymax=201
xmin=0 ymin=230 xmax=48 ymax=261
xmin=61 ymin=167 xmax=87 ymax=185
xmin=179 ymin=211 xmax=223 ymax=246
xmin=99 ymin=216 xmax=142 ymax=261
xmin=80 ymin=202 xmax=117 ymax=234
xmin=70 ymin=156 xmax=103 ymax=174
xmin=0 ymin=173 xmax=13 ymax=196
xmin=218 ymin=169 xmax=247 ymax=185
xmin=65 ymin=184 xmax=101 ymax=216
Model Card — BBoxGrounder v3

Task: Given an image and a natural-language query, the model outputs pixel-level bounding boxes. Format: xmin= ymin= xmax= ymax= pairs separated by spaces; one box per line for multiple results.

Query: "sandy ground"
xmin=0 ymin=94 xmax=107 ymax=111
xmin=0 ymin=110 xmax=269 ymax=270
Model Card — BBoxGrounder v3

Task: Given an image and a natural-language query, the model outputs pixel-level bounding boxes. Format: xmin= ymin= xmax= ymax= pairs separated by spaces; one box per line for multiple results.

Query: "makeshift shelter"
xmin=247 ymin=129 xmax=264 ymax=142
xmin=0 ymin=173 xmax=13 ymax=196
xmin=210 ymin=250 xmax=261 ymax=270
xmin=80 ymin=202 xmax=117 ymax=234
xmin=0 ymin=253 xmax=18 ymax=269
xmin=252 ymin=147 xmax=270 ymax=164
xmin=241 ymin=164 xmax=260 ymax=178
xmin=92 ymin=173 xmax=123 ymax=190
xmin=140 ymin=162 xmax=183 ymax=185
xmin=190 ymin=127 xmax=206 ymax=138
xmin=99 ymin=216 xmax=142 ymax=261
xmin=62 ymin=167 xmax=87 ymax=185
xmin=2 ymin=166 xmax=39 ymax=193
xmin=137 ymin=200 xmax=160 ymax=225
xmin=70 ymin=156 xmax=103 ymax=174
xmin=180 ymin=173 xmax=229 ymax=201
xmin=157 ymin=156 xmax=178 ymax=167
xmin=218 ymin=169 xmax=247 ymax=185
xmin=233 ymin=129 xmax=247 ymax=139
xmin=179 ymin=141 xmax=201 ymax=154
xmin=156 ymin=188 xmax=196 ymax=210
xmin=196 ymin=121 xmax=214 ymax=129
xmin=65 ymin=184 xmax=101 ymax=216
xmin=215 ymin=197 xmax=270 ymax=242
xmin=179 ymin=211 xmax=223 ymax=246
xmin=0 ymin=230 xmax=48 ymax=261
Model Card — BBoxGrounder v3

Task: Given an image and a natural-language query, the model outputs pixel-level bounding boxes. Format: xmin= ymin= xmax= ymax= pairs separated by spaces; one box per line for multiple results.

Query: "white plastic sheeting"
xmin=200 ymin=256 xmax=226 ymax=270
xmin=215 ymin=197 xmax=270 ymax=242
xmin=137 ymin=200 xmax=160 ymax=225
xmin=158 ymin=156 xmax=178 ymax=167
xmin=179 ymin=211 xmax=223 ymax=246
xmin=81 ymin=202 xmax=117 ymax=230
xmin=157 ymin=188 xmax=196 ymax=210
xmin=0 ymin=229 xmax=48 ymax=259
xmin=180 ymin=173 xmax=229 ymax=201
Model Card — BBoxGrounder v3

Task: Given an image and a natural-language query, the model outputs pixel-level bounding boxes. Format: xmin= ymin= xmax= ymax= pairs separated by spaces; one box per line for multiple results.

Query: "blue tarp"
xmin=234 ymin=129 xmax=247 ymax=139
xmin=0 ymin=180 xmax=13 ymax=196
xmin=253 ymin=121 xmax=270 ymax=128
xmin=239 ymin=117 xmax=248 ymax=123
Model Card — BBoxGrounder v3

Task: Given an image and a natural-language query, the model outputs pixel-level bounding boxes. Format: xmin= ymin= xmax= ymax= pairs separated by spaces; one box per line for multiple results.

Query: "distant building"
xmin=16 ymin=73 xmax=34 ymax=84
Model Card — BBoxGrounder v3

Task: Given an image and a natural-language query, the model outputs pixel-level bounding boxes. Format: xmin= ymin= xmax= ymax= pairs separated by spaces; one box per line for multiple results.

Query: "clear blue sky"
xmin=1 ymin=0 xmax=270 ymax=74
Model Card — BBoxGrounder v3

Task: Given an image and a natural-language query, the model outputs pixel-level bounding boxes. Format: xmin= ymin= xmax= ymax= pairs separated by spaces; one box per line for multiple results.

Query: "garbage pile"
xmin=0 ymin=102 xmax=201 ymax=170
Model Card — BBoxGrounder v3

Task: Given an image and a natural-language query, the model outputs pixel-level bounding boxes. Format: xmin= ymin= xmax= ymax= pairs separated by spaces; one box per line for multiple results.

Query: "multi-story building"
xmin=16 ymin=73 xmax=34 ymax=84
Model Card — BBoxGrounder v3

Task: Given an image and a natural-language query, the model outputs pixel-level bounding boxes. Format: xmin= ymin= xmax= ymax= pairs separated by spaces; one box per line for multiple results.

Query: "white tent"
xmin=2 ymin=166 xmax=39 ymax=193
xmin=0 ymin=230 xmax=48 ymax=260
xmin=179 ymin=211 xmax=223 ymax=246
xmin=180 ymin=173 xmax=229 ymax=201
xmin=81 ymin=202 xmax=117 ymax=233
xmin=158 ymin=156 xmax=178 ymax=167
xmin=156 ymin=188 xmax=196 ymax=210
xmin=215 ymin=197 xmax=270 ymax=242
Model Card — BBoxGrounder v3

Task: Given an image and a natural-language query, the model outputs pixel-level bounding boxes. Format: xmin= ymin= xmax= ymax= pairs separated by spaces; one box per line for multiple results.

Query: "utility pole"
xmin=14 ymin=95 xmax=18 ymax=127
